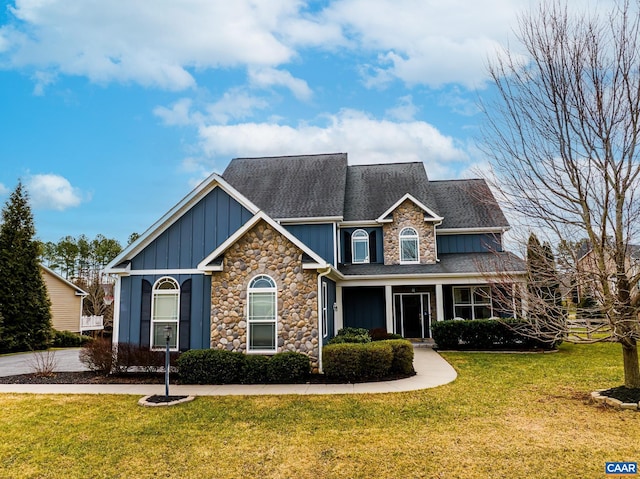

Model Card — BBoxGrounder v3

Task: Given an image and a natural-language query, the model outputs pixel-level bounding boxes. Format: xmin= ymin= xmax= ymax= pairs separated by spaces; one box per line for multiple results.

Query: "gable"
xmin=130 ymin=187 xmax=254 ymax=270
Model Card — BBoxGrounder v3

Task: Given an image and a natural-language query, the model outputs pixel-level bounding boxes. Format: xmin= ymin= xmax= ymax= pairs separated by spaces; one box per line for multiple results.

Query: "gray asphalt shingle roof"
xmin=222 ymin=153 xmax=509 ymax=230
xmin=222 ymin=153 xmax=348 ymax=218
xmin=339 ymin=252 xmax=525 ymax=276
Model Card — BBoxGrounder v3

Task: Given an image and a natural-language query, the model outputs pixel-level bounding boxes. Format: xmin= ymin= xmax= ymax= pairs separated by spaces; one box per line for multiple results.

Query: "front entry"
xmin=393 ymin=293 xmax=431 ymax=338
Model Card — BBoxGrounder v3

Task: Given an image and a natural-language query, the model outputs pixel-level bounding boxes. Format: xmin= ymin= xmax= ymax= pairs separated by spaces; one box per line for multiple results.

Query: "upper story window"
xmin=399 ymin=227 xmax=419 ymax=263
xmin=151 ymin=277 xmax=179 ymax=350
xmin=247 ymin=274 xmax=277 ymax=353
xmin=352 ymin=229 xmax=370 ymax=264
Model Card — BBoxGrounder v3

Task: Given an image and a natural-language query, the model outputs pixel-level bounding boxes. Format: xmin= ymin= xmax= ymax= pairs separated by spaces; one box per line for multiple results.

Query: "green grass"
xmin=0 ymin=343 xmax=637 ymax=479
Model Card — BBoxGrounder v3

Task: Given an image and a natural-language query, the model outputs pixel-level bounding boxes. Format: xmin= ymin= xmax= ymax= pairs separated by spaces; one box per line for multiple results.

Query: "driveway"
xmin=0 ymin=349 xmax=89 ymax=377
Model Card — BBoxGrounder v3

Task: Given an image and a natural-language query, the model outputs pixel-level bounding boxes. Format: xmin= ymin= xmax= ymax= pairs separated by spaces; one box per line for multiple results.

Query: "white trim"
xmin=338 ymin=271 xmax=526 ymax=284
xmin=277 ymin=216 xmax=343 ymax=224
xmin=452 ymin=285 xmax=493 ymax=320
xmin=394 ymin=292 xmax=431 ymax=338
xmin=436 ymin=227 xmax=508 ymax=234
xmin=351 ymin=229 xmax=370 ymax=264
xmin=198 ymin=211 xmax=329 ymax=271
xmin=376 ymin=193 xmax=443 ymax=223
xmin=112 ymin=276 xmax=122 ymax=347
xmin=338 ymin=220 xmax=381 ymax=228
xmin=399 ymin=227 xmax=420 ymax=264
xmin=385 ymin=285 xmax=393 ymax=333
xmin=150 ymin=277 xmax=180 ymax=351
xmin=247 ymin=274 xmax=278 ymax=354
xmin=126 ymin=269 xmax=205 ymax=276
xmin=105 ymin=175 xmax=261 ymax=273
xmin=435 ymin=283 xmax=445 ymax=322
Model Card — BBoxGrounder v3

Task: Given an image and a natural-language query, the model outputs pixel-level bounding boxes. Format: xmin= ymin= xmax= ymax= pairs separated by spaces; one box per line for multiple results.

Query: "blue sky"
xmin=0 ymin=0 xmax=601 ymax=246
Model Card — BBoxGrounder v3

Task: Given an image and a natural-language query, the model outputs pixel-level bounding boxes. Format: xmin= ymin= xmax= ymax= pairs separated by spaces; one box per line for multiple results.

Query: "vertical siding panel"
xmin=192 ymin=196 xmax=206 ymax=264
xmin=228 ymin=198 xmax=243 ymax=237
xmin=167 ymin=222 xmax=181 ymax=269
xmin=155 ymin=232 xmax=169 ymax=269
xmin=128 ymin=276 xmax=143 ymax=346
xmin=180 ymin=210 xmax=192 ymax=269
xmin=216 ymin=188 xmax=230 ymax=248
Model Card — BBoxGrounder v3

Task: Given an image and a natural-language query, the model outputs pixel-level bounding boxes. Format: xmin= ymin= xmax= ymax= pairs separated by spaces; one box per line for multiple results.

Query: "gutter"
xmin=316 ymin=266 xmax=332 ymax=374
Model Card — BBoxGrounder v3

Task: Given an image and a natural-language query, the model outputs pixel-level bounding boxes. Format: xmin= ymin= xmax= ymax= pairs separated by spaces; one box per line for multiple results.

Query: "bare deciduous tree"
xmin=482 ymin=0 xmax=640 ymax=387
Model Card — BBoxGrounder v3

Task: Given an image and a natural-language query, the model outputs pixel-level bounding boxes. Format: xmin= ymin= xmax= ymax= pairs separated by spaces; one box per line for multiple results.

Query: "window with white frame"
xmin=151 ymin=277 xmax=179 ymax=349
xmin=399 ymin=227 xmax=419 ymax=263
xmin=352 ymin=229 xmax=369 ymax=263
xmin=247 ymin=275 xmax=277 ymax=353
xmin=453 ymin=286 xmax=493 ymax=320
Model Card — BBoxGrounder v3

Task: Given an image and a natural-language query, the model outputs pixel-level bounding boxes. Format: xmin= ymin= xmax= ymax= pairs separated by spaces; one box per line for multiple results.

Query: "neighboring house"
xmin=41 ymin=265 xmax=89 ymax=333
xmin=106 ymin=153 xmax=525 ymax=372
xmin=576 ymin=241 xmax=640 ymax=303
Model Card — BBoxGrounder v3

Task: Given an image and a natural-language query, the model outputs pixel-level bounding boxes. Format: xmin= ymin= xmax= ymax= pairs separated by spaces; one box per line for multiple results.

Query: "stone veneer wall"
xmin=382 ymin=199 xmax=436 ymax=265
xmin=210 ymin=220 xmax=320 ymax=372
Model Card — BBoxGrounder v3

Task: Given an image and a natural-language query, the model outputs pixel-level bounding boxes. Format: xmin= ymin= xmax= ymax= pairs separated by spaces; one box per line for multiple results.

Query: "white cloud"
xmin=195 ymin=109 xmax=468 ymax=178
xmin=385 ymin=95 xmax=418 ymax=121
xmin=248 ymin=67 xmax=312 ymax=101
xmin=26 ymin=174 xmax=84 ymax=210
xmin=0 ymin=183 xmax=9 ymax=195
xmin=1 ymin=0 xmax=301 ymax=90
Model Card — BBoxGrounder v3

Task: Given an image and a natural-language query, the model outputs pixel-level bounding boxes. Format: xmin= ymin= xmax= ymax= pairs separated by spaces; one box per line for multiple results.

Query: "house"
xmin=105 ymin=153 xmax=525 ymax=372
xmin=40 ymin=265 xmax=91 ymax=333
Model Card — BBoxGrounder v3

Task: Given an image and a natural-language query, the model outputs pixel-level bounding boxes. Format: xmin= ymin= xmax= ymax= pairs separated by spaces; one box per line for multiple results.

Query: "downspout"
xmin=317 ymin=266 xmax=332 ymax=374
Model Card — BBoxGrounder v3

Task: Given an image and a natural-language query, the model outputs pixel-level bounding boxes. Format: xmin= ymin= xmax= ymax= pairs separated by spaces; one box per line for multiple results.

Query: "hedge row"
xmin=176 ymin=349 xmax=310 ymax=384
xmin=327 ymin=327 xmax=404 ymax=344
xmin=323 ymin=339 xmax=415 ymax=381
xmin=431 ymin=319 xmax=557 ymax=350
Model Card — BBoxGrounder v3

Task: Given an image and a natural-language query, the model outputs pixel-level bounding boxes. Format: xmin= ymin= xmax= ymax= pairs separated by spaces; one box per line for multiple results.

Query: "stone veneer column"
xmin=382 ymin=199 xmax=437 ymax=265
xmin=209 ymin=220 xmax=320 ymax=372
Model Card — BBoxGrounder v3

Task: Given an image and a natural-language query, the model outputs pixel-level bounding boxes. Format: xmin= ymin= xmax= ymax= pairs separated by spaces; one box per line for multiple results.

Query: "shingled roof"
xmin=222 ymin=153 xmax=509 ymax=230
xmin=222 ymin=153 xmax=348 ymax=219
xmin=343 ymin=162 xmax=439 ymax=221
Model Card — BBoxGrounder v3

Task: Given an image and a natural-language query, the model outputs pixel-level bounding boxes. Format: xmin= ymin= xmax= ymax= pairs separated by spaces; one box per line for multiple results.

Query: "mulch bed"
xmin=600 ymin=386 xmax=640 ymax=404
xmin=0 ymin=370 xmax=416 ymax=385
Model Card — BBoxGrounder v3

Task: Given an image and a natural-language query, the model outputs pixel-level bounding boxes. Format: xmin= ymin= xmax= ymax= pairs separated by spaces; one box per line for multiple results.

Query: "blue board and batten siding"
xmin=131 ymin=187 xmax=253 ymax=270
xmin=437 ymin=233 xmax=503 ymax=254
xmin=119 ymin=187 xmax=252 ymax=350
xmin=284 ymin=224 xmax=335 ymax=264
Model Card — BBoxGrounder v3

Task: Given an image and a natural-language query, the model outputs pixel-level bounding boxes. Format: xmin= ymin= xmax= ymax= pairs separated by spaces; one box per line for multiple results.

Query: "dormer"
xmin=376 ymin=194 xmax=443 ymax=265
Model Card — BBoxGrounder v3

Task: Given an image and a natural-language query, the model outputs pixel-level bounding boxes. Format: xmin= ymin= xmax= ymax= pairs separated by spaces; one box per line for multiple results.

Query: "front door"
xmin=394 ymin=293 xmax=431 ymax=338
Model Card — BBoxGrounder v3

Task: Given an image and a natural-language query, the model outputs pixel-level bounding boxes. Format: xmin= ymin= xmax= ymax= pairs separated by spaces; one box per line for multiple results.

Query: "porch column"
xmin=335 ymin=285 xmax=344 ymax=331
xmin=385 ymin=285 xmax=394 ymax=333
xmin=435 ymin=283 xmax=445 ymax=322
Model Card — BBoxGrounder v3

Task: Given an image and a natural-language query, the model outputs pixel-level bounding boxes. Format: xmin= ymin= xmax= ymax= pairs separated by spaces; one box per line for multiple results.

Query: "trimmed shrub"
xmin=242 ymin=354 xmax=270 ymax=384
xmin=432 ymin=319 xmax=556 ymax=350
xmin=359 ymin=342 xmax=393 ymax=379
xmin=266 ymin=352 xmax=311 ymax=383
xmin=323 ymin=339 xmax=414 ymax=381
xmin=328 ymin=327 xmax=371 ymax=344
xmin=52 ymin=330 xmax=92 ymax=348
xmin=79 ymin=338 xmax=114 ymax=373
xmin=177 ymin=349 xmax=245 ymax=384
xmin=381 ymin=339 xmax=415 ymax=375
xmin=323 ymin=343 xmax=363 ymax=381
xmin=113 ymin=342 xmax=179 ymax=374
xmin=369 ymin=328 xmax=403 ymax=341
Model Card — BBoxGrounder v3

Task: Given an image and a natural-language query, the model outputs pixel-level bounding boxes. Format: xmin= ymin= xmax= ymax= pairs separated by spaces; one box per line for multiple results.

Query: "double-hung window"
xmin=453 ymin=286 xmax=493 ymax=320
xmin=247 ymin=275 xmax=277 ymax=353
xmin=352 ymin=229 xmax=369 ymax=263
xmin=399 ymin=227 xmax=419 ymax=263
xmin=151 ymin=277 xmax=179 ymax=350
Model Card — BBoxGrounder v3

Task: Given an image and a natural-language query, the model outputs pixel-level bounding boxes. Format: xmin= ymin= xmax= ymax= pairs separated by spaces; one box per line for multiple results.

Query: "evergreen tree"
xmin=0 ymin=182 xmax=52 ymax=352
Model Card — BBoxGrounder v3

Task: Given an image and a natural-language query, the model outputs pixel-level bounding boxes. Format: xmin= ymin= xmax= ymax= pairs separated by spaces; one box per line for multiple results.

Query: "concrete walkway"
xmin=0 ymin=348 xmax=457 ymax=396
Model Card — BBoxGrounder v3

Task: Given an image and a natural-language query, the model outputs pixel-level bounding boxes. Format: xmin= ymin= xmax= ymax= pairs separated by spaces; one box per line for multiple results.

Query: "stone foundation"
xmin=210 ymin=220 xmax=320 ymax=372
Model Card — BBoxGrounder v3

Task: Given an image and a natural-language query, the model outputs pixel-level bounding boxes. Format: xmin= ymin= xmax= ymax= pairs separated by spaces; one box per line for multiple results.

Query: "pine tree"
xmin=0 ymin=181 xmax=52 ymax=352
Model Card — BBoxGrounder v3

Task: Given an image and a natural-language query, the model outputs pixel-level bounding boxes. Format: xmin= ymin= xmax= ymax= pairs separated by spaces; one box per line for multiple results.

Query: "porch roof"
xmin=338 ymin=252 xmax=525 ymax=277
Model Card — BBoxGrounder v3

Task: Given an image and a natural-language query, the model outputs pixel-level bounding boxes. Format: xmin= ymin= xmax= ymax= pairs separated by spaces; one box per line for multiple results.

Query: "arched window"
xmin=400 ymin=227 xmax=419 ymax=263
xmin=247 ymin=275 xmax=277 ymax=353
xmin=352 ymin=229 xmax=370 ymax=264
xmin=151 ymin=277 xmax=179 ymax=350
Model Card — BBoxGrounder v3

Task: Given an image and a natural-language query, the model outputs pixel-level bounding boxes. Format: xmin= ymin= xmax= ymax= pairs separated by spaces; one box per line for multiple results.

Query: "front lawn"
xmin=0 ymin=343 xmax=637 ymax=478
